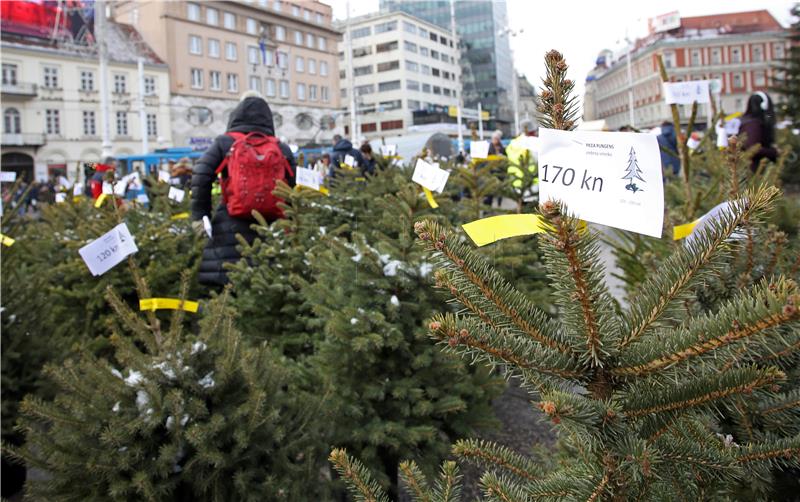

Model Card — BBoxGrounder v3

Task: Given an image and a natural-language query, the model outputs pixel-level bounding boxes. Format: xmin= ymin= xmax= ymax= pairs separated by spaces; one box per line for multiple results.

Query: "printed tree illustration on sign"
xmin=622 ymin=146 xmax=645 ymax=193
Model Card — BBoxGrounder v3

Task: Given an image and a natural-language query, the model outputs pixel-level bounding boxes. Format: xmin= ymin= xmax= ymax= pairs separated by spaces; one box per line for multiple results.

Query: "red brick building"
xmin=583 ymin=10 xmax=789 ymax=130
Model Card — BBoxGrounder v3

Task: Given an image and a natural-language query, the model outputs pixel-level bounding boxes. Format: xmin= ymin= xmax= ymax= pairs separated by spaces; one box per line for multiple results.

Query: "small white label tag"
xmin=202 ymin=215 xmax=213 ymax=238
xmin=113 ymin=181 xmax=128 ymax=196
xmin=289 ymin=144 xmax=299 ymax=154
xmin=380 ymin=144 xmax=397 ymax=156
xmin=539 ymin=128 xmax=664 ymax=238
xmin=296 ymin=167 xmax=322 ymax=191
xmin=78 ymin=223 xmax=139 ymax=276
xmin=0 ymin=171 xmax=17 ymax=183
xmin=55 ymin=193 xmax=67 ymax=203
xmin=102 ymin=182 xmax=114 ymax=195
xmin=168 ymin=186 xmax=186 ymax=203
xmin=344 ymin=154 xmax=356 ymax=167
xmin=73 ymin=184 xmax=84 ymax=196
xmin=412 ymin=158 xmax=450 ymax=193
xmin=470 ymin=141 xmax=490 ymax=159
xmin=158 ymin=170 xmax=171 ymax=183
xmin=57 ymin=176 xmax=73 ymax=190
xmin=663 ymin=80 xmax=711 ymax=104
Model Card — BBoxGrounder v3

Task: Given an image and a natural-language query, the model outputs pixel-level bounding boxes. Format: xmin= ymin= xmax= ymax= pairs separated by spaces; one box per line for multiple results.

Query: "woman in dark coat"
xmin=190 ymin=93 xmax=296 ymax=287
xmin=739 ymin=91 xmax=777 ymax=172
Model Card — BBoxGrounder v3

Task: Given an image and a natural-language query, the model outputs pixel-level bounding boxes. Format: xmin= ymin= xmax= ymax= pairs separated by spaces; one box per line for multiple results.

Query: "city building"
xmin=583 ymin=10 xmax=790 ymax=131
xmin=114 ymin=0 xmax=341 ymax=148
xmin=1 ymin=9 xmax=171 ymax=183
xmin=517 ymin=73 xmax=538 ymax=133
xmin=380 ymin=0 xmax=515 ymax=134
xmin=336 ymin=11 xmax=461 ymax=139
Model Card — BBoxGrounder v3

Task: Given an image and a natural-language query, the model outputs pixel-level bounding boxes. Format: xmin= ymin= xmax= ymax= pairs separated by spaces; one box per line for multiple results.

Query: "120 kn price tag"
xmin=539 ymin=128 xmax=664 ymax=238
xmin=78 ymin=223 xmax=139 ymax=276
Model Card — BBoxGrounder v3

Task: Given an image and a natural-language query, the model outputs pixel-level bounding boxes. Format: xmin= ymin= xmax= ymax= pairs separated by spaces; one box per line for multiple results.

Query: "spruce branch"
xmin=432 ymin=461 xmax=462 ymax=502
xmin=735 ymin=437 xmax=800 ymax=468
xmin=398 ymin=461 xmax=432 ymax=502
xmin=329 ymin=448 xmax=391 ymax=502
xmin=619 ymin=186 xmax=780 ymax=348
xmin=537 ymin=50 xmax=579 ymax=131
xmin=479 ymin=472 xmax=529 ymax=502
xmin=453 ymin=439 xmax=543 ymax=482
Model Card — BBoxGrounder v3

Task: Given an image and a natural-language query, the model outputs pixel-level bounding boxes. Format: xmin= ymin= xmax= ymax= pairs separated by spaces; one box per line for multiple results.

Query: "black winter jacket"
xmin=329 ymin=139 xmax=367 ymax=177
xmin=191 ymin=97 xmax=296 ymax=287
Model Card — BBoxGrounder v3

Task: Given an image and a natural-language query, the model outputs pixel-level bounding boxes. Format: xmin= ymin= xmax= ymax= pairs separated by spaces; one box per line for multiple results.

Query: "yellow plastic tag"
xmin=462 ymin=214 xmax=550 ymax=247
xmin=0 ymin=233 xmax=15 ymax=247
xmin=673 ymin=220 xmax=699 ymax=240
xmin=422 ymin=187 xmax=439 ymax=208
xmin=319 ymin=186 xmax=329 ymax=195
xmin=139 ymin=298 xmax=199 ymax=313
xmin=170 ymin=212 xmax=189 ymax=220
xmin=94 ymin=194 xmax=108 ymax=208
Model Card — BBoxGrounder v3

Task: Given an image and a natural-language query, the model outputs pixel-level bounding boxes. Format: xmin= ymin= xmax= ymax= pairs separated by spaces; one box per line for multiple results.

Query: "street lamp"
xmin=497 ymin=27 xmax=523 ymax=136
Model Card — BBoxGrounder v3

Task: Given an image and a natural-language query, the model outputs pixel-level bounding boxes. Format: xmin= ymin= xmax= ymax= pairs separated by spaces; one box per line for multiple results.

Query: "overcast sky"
xmin=326 ymin=0 xmax=794 ymax=110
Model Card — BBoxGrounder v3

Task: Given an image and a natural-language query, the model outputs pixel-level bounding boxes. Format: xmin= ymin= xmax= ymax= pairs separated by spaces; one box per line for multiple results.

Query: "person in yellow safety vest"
xmin=505 ymin=135 xmax=538 ymax=190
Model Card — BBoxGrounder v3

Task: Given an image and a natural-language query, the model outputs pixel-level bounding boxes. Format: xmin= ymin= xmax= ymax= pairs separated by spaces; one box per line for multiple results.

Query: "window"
xmin=353 ymin=46 xmax=372 ymax=58
xmin=381 ymin=119 xmax=402 ymax=130
xmin=223 ymin=12 xmax=236 ymax=29
xmin=265 ymin=49 xmax=275 ymax=66
xmin=732 ymin=73 xmax=743 ymax=88
xmin=421 ymin=64 xmax=431 ymax=75
xmin=352 ymin=26 xmax=371 ymax=38
xmin=432 ymin=68 xmax=440 ymax=77
xmin=752 ymin=45 xmax=763 ymax=62
xmin=691 ymin=49 xmax=700 ymax=66
xmin=226 ymin=42 xmax=238 ymax=61
xmin=191 ymin=68 xmax=203 ymax=88
xmin=295 ymin=56 xmax=305 ymax=72
xmin=208 ymin=39 xmax=221 ymax=58
xmin=316 ymin=12 xmax=324 ymax=24
xmin=258 ymin=0 xmax=268 ymax=6
xmin=227 ymin=73 xmax=239 ymax=92
xmin=113 ymin=73 xmax=127 ymax=94
xmin=379 ymin=99 xmax=401 ymax=110
xmin=147 ymin=113 xmax=157 ymax=137
xmin=43 ymin=66 xmax=59 ymax=88
xmin=308 ymin=59 xmax=316 ymax=74
xmin=440 ymin=36 xmax=448 ymax=46
xmin=406 ymin=60 xmax=419 ymax=72
xmin=754 ymin=71 xmax=766 ymax=87
xmin=422 ymin=83 xmax=431 ymax=93
xmin=375 ymin=20 xmax=397 ymax=33
xmin=731 ymin=47 xmax=741 ymax=63
xmin=418 ymin=27 xmax=428 ymax=39
xmin=45 ymin=109 xmax=60 ymax=134
xmin=433 ymin=85 xmax=441 ymax=94
xmin=249 ymin=75 xmax=261 ymax=92
xmin=297 ymin=83 xmax=306 ymax=100
xmin=309 ymin=84 xmax=317 ymax=101
xmin=406 ymin=79 xmax=420 ymax=91
xmin=431 ymin=50 xmax=439 ymax=60
xmin=292 ymin=4 xmax=300 ymax=16
xmin=273 ymin=0 xmax=281 ymax=11
xmin=189 ymin=35 xmax=202 ymax=54
xmin=248 ymin=46 xmax=259 ymax=64
xmin=80 ymin=70 xmax=94 ymax=91
xmin=420 ymin=47 xmax=429 ymax=57
xmin=266 ymin=78 xmax=276 ymax=97
xmin=275 ymin=26 xmax=286 ymax=41
xmin=443 ymin=71 xmax=449 ymax=79
xmin=2 ymin=63 xmax=17 ymax=85
xmin=711 ymin=48 xmax=721 ymax=64
xmin=79 ymin=110 xmax=96 ymax=137
xmin=279 ymin=79 xmax=290 ymax=98
xmin=144 ymin=76 xmax=155 ymax=95
xmin=318 ymin=37 xmax=327 ymax=51
xmin=662 ymin=51 xmax=675 ymax=68
xmin=354 ymin=65 xmax=372 ymax=76
xmin=187 ymin=3 xmax=200 ymax=21
xmin=408 ymin=99 xmax=421 ymax=109
xmin=206 ymin=7 xmax=218 ymax=25
xmin=4 ymin=108 xmax=21 ymax=134
xmin=378 ymin=80 xmax=401 ymax=92
xmin=775 ymin=43 xmax=785 ymax=59
xmin=320 ymin=61 xmax=328 ymax=76
xmin=377 ymin=60 xmax=399 ymax=72
xmin=306 ymin=33 xmax=314 ymax=48
xmin=115 ymin=111 xmax=127 ymax=136
xmin=361 ymin=123 xmax=377 ymax=133
xmin=209 ymin=70 xmax=222 ymax=90
xmin=246 ymin=18 xmax=258 ymax=34
xmin=277 ymin=51 xmax=288 ymax=68
xmin=376 ymin=41 xmax=398 ymax=53
xmin=404 ymin=41 xmax=417 ymax=53
xmin=294 ymin=30 xmax=303 ymax=45
xmin=321 ymin=86 xmax=329 ymax=102
xmin=403 ymin=21 xmax=417 ymax=34
xmin=303 ymin=8 xmax=311 ymax=21
xmin=355 ymin=84 xmax=374 ymax=95
xmin=429 ymin=32 xmax=437 ymax=42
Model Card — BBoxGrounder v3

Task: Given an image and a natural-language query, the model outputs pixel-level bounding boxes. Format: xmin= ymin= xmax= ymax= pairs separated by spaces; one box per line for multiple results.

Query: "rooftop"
xmin=333 ymin=9 xmax=456 ymax=37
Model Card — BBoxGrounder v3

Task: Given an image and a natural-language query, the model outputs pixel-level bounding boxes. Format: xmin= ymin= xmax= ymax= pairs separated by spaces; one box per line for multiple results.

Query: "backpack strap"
xmin=215 ymin=132 xmax=246 ymax=176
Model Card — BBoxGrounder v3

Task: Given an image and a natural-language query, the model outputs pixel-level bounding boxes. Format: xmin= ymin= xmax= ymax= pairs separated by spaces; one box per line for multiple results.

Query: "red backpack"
xmin=215 ymin=131 xmax=293 ymax=220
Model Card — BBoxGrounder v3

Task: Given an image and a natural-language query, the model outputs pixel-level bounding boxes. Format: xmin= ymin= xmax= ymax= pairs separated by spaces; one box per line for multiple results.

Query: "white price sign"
xmin=470 ymin=141 xmax=490 ymax=159
xmin=55 ymin=193 xmax=67 ymax=203
xmin=0 ymin=171 xmax=17 ymax=183
xmin=296 ymin=167 xmax=322 ymax=191
xmin=380 ymin=144 xmax=397 ymax=156
xmin=168 ymin=186 xmax=186 ymax=202
xmin=78 ymin=223 xmax=139 ymax=276
xmin=58 ymin=176 xmax=73 ymax=190
xmin=102 ymin=182 xmax=114 ymax=195
xmin=539 ymin=129 xmax=664 ymax=238
xmin=344 ymin=154 xmax=356 ymax=167
xmin=73 ymin=184 xmax=84 ymax=196
xmin=412 ymin=159 xmax=449 ymax=193
xmin=158 ymin=170 xmax=171 ymax=183
xmin=663 ymin=80 xmax=710 ymax=104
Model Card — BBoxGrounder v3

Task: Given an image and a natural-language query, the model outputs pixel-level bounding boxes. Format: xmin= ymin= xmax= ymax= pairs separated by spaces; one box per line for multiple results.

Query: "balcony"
xmin=1 ymin=82 xmax=37 ymax=99
xmin=1 ymin=133 xmax=46 ymax=146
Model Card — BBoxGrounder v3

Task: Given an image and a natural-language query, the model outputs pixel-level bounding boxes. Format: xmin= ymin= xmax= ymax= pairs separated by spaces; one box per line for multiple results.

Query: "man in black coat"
xmin=190 ymin=92 xmax=296 ymax=287
xmin=328 ymin=134 xmax=366 ymax=178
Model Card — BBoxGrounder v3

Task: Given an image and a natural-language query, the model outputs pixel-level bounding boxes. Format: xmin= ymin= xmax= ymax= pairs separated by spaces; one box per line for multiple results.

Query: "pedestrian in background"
xmin=739 ymin=91 xmax=777 ymax=172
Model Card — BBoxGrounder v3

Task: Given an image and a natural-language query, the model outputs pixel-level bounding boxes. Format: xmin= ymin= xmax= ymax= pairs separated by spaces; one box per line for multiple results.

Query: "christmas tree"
xmin=772 ymin=4 xmax=800 ymax=126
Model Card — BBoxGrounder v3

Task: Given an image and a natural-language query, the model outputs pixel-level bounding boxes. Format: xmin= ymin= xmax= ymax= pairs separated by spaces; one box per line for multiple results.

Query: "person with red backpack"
xmin=191 ymin=91 xmax=296 ymax=287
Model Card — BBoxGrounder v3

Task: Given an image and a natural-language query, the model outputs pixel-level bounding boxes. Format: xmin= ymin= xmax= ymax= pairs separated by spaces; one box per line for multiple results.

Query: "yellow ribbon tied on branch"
xmin=462 ymin=214 xmax=551 ymax=247
xmin=673 ymin=220 xmax=700 ymax=240
xmin=0 ymin=233 xmax=16 ymax=247
xmin=422 ymin=187 xmax=439 ymax=209
xmin=139 ymin=298 xmax=200 ymax=313
xmin=171 ymin=212 xmax=190 ymax=220
xmin=94 ymin=194 xmax=109 ymax=208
